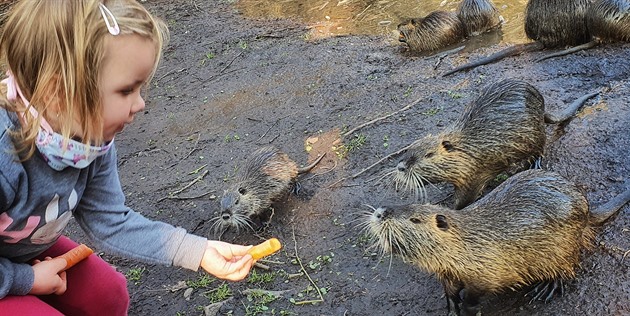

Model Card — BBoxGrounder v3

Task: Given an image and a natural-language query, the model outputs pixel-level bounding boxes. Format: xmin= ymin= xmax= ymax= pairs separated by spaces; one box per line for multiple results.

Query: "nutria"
xmin=457 ymin=0 xmax=502 ymax=36
xmin=443 ymin=0 xmax=592 ymax=76
xmin=398 ymin=11 xmax=466 ymax=53
xmin=393 ymin=78 xmax=598 ymax=209
xmin=536 ymin=0 xmax=630 ymax=62
xmin=213 ymin=146 xmax=324 ymax=232
xmin=366 ymin=169 xmax=630 ymax=316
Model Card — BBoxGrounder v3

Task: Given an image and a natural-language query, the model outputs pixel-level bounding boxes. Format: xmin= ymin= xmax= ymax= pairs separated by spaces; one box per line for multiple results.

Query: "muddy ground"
xmin=62 ymin=1 xmax=629 ymax=315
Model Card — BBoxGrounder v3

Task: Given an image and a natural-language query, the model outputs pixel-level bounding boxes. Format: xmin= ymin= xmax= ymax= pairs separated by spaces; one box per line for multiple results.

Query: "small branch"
xmin=220 ymin=51 xmax=244 ymax=74
xmin=328 ymin=140 xmax=418 ymax=188
xmin=253 ymin=262 xmax=270 ymax=270
xmin=159 ymin=190 xmax=215 ymax=201
xmin=343 ymin=96 xmax=423 ymax=137
xmin=168 ymin=133 xmax=201 ymax=168
xmin=158 ymin=170 xmax=209 ymax=202
xmin=291 ymin=226 xmax=324 ymax=305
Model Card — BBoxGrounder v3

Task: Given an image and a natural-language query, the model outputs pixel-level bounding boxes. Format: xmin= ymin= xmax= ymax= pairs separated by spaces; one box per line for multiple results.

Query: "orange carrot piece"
xmin=56 ymin=244 xmax=94 ymax=271
xmin=248 ymin=238 xmax=282 ymax=260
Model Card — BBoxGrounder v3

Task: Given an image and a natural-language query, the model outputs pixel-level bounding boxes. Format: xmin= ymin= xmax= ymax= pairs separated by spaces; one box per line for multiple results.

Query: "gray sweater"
xmin=0 ymin=108 xmax=207 ymax=298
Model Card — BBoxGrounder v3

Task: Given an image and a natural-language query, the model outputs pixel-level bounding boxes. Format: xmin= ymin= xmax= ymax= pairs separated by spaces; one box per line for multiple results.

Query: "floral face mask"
xmin=2 ymin=71 xmax=113 ymax=171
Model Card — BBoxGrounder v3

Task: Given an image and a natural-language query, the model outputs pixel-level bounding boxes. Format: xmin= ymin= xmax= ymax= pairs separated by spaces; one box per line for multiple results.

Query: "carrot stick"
xmin=55 ymin=244 xmax=94 ymax=271
xmin=248 ymin=238 xmax=282 ymax=260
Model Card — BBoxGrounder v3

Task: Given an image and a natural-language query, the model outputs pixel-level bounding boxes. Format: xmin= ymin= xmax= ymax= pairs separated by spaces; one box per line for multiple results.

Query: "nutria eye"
xmin=238 ymin=188 xmax=247 ymax=195
xmin=424 ymin=152 xmax=434 ymax=158
xmin=442 ymin=141 xmax=454 ymax=152
xmin=435 ymin=214 xmax=449 ymax=231
xmin=409 ymin=217 xmax=422 ymax=224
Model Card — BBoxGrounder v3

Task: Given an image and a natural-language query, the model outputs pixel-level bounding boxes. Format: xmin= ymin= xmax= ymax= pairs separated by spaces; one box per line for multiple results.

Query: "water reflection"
xmin=237 ymin=0 xmax=529 ymax=44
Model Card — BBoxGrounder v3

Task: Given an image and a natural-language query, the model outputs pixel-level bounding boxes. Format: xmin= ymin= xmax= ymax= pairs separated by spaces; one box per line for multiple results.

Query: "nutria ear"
xmin=435 ymin=214 xmax=449 ymax=231
xmin=441 ymin=141 xmax=455 ymax=152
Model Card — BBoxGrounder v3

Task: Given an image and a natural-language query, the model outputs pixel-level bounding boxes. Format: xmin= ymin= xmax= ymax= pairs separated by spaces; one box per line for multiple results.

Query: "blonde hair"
xmin=0 ymin=0 xmax=169 ymax=159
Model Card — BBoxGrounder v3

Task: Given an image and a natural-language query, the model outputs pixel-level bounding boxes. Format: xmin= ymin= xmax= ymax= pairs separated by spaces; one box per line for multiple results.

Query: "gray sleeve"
xmin=0 ymin=258 xmax=34 ymax=298
xmin=73 ymin=144 xmax=207 ymax=271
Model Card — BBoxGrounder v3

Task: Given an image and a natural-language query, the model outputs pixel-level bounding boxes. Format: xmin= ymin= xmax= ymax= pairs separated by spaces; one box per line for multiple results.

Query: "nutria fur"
xmin=214 ymin=146 xmax=324 ymax=232
xmin=443 ymin=0 xmax=592 ymax=76
xmin=457 ymin=0 xmax=502 ymax=36
xmin=393 ymin=79 xmax=598 ymax=209
xmin=367 ymin=169 xmax=630 ymax=316
xmin=537 ymin=0 xmax=630 ymax=62
xmin=398 ymin=11 xmax=466 ymax=53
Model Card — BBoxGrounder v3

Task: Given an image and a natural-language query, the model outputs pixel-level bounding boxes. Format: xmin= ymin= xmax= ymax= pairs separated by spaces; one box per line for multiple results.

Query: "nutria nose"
xmin=375 ymin=207 xmax=390 ymax=219
xmin=397 ymin=161 xmax=407 ymax=172
xmin=221 ymin=213 xmax=232 ymax=221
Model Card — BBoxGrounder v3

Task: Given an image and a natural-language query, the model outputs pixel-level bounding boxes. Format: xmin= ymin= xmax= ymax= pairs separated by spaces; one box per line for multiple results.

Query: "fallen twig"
xmin=159 ymin=191 xmax=215 ymax=201
xmin=242 ymin=288 xmax=293 ymax=297
xmin=220 ymin=51 xmax=244 ymax=74
xmin=168 ymin=133 xmax=201 ymax=168
xmin=342 ymin=96 xmax=423 ymax=137
xmin=254 ymin=262 xmax=270 ymax=270
xmin=327 ymin=140 xmax=419 ymax=188
xmin=291 ymin=226 xmax=324 ymax=305
xmin=158 ymin=170 xmax=209 ymax=202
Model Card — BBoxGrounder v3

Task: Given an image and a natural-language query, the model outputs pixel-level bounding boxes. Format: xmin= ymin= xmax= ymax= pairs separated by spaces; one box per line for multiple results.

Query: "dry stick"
xmin=291 ymin=226 xmax=324 ymax=305
xmin=160 ymin=190 xmax=214 ymax=201
xmin=256 ymin=115 xmax=289 ymax=142
xmin=342 ymin=96 xmax=423 ymax=138
xmin=327 ymin=140 xmax=419 ymax=188
xmin=168 ymin=133 xmax=201 ymax=168
xmin=220 ymin=51 xmax=244 ymax=74
xmin=157 ymin=170 xmax=209 ymax=202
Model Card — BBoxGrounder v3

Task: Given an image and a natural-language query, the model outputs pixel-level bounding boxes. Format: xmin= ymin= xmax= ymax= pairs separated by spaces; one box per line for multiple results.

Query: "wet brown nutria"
xmin=213 ymin=146 xmax=324 ymax=232
xmin=457 ymin=0 xmax=502 ymax=36
xmin=443 ymin=0 xmax=592 ymax=76
xmin=398 ymin=11 xmax=466 ymax=53
xmin=537 ymin=0 xmax=630 ymax=62
xmin=393 ymin=79 xmax=598 ymax=209
xmin=366 ymin=169 xmax=630 ymax=316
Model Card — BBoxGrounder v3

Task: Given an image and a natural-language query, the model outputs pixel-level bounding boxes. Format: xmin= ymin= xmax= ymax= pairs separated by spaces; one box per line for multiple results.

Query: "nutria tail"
xmin=535 ymin=41 xmax=600 ymax=62
xmin=297 ymin=153 xmax=325 ymax=174
xmin=590 ymin=187 xmax=630 ymax=224
xmin=442 ymin=42 xmax=544 ymax=77
xmin=543 ymin=90 xmax=599 ymax=125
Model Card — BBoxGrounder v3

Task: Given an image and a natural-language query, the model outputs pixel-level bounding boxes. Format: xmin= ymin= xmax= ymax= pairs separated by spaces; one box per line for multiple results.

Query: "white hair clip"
xmin=99 ymin=3 xmax=120 ymax=35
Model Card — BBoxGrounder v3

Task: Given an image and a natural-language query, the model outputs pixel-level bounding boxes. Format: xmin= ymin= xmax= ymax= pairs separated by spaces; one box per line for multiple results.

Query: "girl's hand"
xmin=200 ymin=241 xmax=253 ymax=281
xmin=29 ymin=257 xmax=68 ymax=295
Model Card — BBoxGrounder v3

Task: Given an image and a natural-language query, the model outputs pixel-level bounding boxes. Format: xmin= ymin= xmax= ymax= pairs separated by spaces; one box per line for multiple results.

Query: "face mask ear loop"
xmin=99 ymin=3 xmax=120 ymax=36
xmin=2 ymin=71 xmax=54 ymax=133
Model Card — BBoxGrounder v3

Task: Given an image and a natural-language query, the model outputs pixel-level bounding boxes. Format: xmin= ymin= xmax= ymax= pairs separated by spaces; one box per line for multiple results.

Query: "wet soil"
xmin=69 ymin=1 xmax=629 ymax=315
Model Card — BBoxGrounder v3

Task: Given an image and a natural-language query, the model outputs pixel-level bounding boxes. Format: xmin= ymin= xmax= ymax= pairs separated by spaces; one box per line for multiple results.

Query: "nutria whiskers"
xmin=366 ymin=169 xmax=630 ymax=316
xmin=393 ymin=78 xmax=598 ymax=209
xmin=212 ymin=146 xmax=324 ymax=233
xmin=443 ymin=0 xmax=592 ymax=76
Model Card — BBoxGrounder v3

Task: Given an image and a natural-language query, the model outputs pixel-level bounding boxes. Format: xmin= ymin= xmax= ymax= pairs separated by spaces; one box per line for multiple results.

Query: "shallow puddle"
xmin=237 ymin=0 xmax=530 ymax=44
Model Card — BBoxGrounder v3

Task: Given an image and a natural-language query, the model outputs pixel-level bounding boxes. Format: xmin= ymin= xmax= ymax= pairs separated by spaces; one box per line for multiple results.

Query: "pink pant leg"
xmin=37 ymin=236 xmax=130 ymax=316
xmin=0 ymin=295 xmax=64 ymax=316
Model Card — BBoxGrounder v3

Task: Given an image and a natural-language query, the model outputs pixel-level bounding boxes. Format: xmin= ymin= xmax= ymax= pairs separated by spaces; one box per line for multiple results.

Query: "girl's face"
xmin=100 ymin=34 xmax=157 ymax=142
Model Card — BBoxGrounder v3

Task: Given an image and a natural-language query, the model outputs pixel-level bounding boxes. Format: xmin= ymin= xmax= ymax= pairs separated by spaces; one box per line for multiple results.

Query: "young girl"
xmin=0 ymin=1 xmax=254 ymax=314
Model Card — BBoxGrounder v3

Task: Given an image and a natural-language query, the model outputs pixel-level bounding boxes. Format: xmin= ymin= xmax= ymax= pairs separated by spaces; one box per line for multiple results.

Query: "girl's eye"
xmin=121 ymin=88 xmax=134 ymax=95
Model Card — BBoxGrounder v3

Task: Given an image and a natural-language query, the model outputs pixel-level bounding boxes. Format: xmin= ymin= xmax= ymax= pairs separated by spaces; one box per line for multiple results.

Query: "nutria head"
xmin=394 ymin=134 xmax=476 ymax=204
xmin=213 ymin=146 xmax=298 ymax=232
xmin=397 ymin=11 xmax=465 ymax=52
xmin=367 ymin=203 xmax=456 ymax=263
